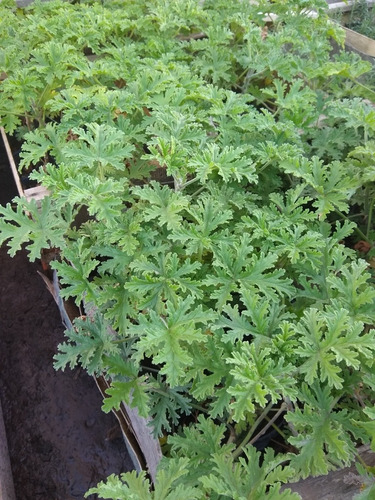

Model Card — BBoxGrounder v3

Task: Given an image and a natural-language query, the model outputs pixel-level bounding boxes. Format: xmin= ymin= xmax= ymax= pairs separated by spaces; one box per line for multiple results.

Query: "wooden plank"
xmin=343 ymin=27 xmax=375 ymax=57
xmin=24 ymin=185 xmax=50 ymax=203
xmin=1 ymin=128 xmax=49 ymax=205
xmin=38 ymin=272 xmax=163 ymax=483
xmin=0 ymin=127 xmax=24 ymax=199
xmin=328 ymin=0 xmax=375 ymax=12
xmin=0 ymin=399 xmax=16 ymax=500
xmin=284 ymin=446 xmax=375 ymax=499
xmin=95 ymin=375 xmax=163 ymax=483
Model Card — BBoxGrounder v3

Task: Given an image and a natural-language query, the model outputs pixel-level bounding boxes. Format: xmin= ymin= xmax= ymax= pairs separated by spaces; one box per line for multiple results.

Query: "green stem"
xmin=140 ymin=364 xmax=159 ymax=374
xmin=232 ymin=401 xmax=274 ymax=459
xmin=351 ymin=78 xmax=375 ymax=101
xmin=149 ymin=386 xmax=234 ymax=433
xmin=366 ymin=197 xmax=375 ymax=240
xmin=179 ymin=176 xmax=199 ymax=191
xmin=112 ymin=338 xmax=130 ymax=344
xmin=277 ymin=254 xmax=289 ymax=270
xmin=364 ymin=184 xmax=370 ymax=216
xmin=356 ymin=451 xmax=370 ymax=471
xmin=191 ymin=185 xmax=206 ymax=198
xmin=24 ymin=112 xmax=32 ymax=131
xmin=263 ymin=415 xmax=288 ymax=442
xmin=319 ymin=242 xmax=330 ymax=300
xmin=248 ymin=403 xmax=287 ymax=446
xmin=258 ymin=159 xmax=272 ymax=174
xmin=335 ymin=209 xmax=370 ymax=243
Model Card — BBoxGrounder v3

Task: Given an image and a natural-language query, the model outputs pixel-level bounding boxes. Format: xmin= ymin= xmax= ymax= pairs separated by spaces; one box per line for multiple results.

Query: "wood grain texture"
xmin=284 ymin=446 xmax=375 ymax=499
xmin=0 ymin=400 xmax=16 ymax=500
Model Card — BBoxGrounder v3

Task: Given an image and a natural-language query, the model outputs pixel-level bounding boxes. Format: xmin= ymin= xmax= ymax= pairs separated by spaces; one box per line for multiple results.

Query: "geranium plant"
xmin=1 ymin=0 xmax=375 ymax=498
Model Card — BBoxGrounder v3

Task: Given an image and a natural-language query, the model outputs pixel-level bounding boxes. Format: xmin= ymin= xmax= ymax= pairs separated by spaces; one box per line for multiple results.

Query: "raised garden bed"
xmin=328 ymin=0 xmax=375 ymax=69
xmin=1 ymin=0 xmax=375 ymax=498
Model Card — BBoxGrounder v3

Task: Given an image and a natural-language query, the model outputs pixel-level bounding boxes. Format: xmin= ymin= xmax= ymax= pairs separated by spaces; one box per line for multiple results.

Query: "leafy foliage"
xmin=1 ymin=0 xmax=375 ymax=497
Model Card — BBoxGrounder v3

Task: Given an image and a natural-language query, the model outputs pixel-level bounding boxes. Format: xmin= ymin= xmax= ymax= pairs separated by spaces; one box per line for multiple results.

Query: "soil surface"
xmin=0 ymin=138 xmax=133 ymax=499
xmin=0 ymin=123 xmax=133 ymax=500
xmin=0 ymin=246 xmax=133 ymax=499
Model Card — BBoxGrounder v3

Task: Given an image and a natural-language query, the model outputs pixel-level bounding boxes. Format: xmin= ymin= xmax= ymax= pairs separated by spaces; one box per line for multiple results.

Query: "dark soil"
xmin=0 ymin=246 xmax=133 ymax=499
xmin=0 ymin=139 xmax=133 ymax=499
xmin=0 ymin=245 xmax=134 ymax=499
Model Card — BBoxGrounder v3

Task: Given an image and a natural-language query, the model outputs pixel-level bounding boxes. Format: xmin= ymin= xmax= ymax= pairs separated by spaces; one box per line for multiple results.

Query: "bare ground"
xmin=0 ymin=245 xmax=133 ymax=500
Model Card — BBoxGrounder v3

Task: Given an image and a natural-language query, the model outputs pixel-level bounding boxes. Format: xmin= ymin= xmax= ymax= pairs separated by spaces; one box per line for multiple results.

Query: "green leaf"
xmin=216 ymin=289 xmax=294 ymax=346
xmin=132 ymin=181 xmax=189 ymax=231
xmin=126 ymin=252 xmax=202 ymax=309
xmin=54 ymin=313 xmax=120 ymax=376
xmin=188 ymin=143 xmax=257 ymax=183
xmin=169 ymin=195 xmax=233 ymax=257
xmin=358 ymin=406 xmax=375 ymax=452
xmin=168 ymin=415 xmax=234 ymax=483
xmin=31 ymin=41 xmax=83 ymax=85
xmin=98 ymin=278 xmax=137 ymax=333
xmin=287 ymin=383 xmax=355 ymax=478
xmin=205 ymin=235 xmax=294 ymax=308
xmin=199 ymin=446 xmax=299 ymax=500
xmin=148 ymin=376 xmax=192 ymax=437
xmin=52 ymin=240 xmax=99 ymax=305
xmin=62 ymin=173 xmax=128 ymax=227
xmin=85 ymin=459 xmax=202 ymax=500
xmin=130 ymin=297 xmax=215 ymax=386
xmin=102 ymin=377 xmax=149 ymax=417
xmin=281 ymin=156 xmax=358 ymax=218
xmin=186 ymin=336 xmax=232 ymax=416
xmin=228 ymin=343 xmax=296 ymax=422
xmin=19 ymin=123 xmax=67 ymax=170
xmin=327 ymin=260 xmax=375 ymax=323
xmin=295 ymin=308 xmax=375 ymax=389
xmin=328 ymin=98 xmax=375 ymax=137
xmin=0 ymin=197 xmax=69 ymax=261
xmin=64 ymin=123 xmax=135 ymax=179
xmin=353 ymin=483 xmax=375 ymax=500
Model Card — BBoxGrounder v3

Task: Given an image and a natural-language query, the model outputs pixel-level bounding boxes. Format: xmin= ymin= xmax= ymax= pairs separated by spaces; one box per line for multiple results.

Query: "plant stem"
xmin=258 ymin=159 xmax=272 ymax=174
xmin=351 ymin=79 xmax=375 ymax=101
xmin=334 ymin=209 xmax=370 ymax=243
xmin=249 ymin=403 xmax=287 ymax=446
xmin=356 ymin=451 xmax=369 ymax=470
xmin=366 ymin=197 xmax=375 ymax=240
xmin=232 ymin=401 xmax=274 ymax=459
xmin=263 ymin=415 xmax=288 ymax=442
xmin=112 ymin=338 xmax=130 ymax=344
xmin=191 ymin=186 xmax=206 ymax=198
xmin=180 ymin=176 xmax=199 ymax=191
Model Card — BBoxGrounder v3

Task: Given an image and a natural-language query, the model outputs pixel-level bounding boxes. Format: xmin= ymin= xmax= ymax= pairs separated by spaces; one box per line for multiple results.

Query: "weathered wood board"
xmin=344 ymin=27 xmax=375 ymax=58
xmin=38 ymin=272 xmax=163 ymax=483
xmin=284 ymin=446 xmax=375 ymax=499
xmin=0 ymin=400 xmax=16 ymax=500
